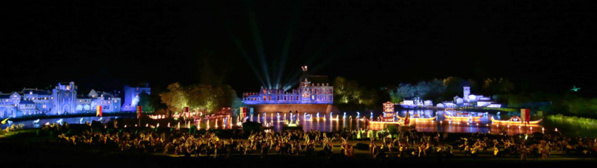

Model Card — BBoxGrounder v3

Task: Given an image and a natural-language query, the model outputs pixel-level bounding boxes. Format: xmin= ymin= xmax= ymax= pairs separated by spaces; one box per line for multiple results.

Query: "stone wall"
xmin=247 ymin=104 xmax=337 ymax=114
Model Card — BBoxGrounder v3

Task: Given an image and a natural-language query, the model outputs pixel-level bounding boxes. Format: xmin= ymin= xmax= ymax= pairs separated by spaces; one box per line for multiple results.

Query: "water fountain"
xmin=215 ymin=118 xmax=219 ymax=128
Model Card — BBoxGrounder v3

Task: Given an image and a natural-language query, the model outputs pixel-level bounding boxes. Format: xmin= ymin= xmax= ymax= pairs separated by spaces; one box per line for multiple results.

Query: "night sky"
xmin=2 ymin=0 xmax=596 ymax=96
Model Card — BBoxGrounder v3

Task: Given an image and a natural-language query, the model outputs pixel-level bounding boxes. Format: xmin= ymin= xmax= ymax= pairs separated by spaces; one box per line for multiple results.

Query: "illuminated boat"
xmin=397 ymin=116 xmax=437 ymax=122
xmin=444 ymin=114 xmax=481 ymax=122
xmin=490 ymin=116 xmax=542 ymax=125
xmin=368 ymin=120 xmax=403 ymax=130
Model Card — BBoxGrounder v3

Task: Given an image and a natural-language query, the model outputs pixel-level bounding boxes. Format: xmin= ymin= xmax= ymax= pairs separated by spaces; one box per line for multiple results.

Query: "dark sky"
xmin=2 ymin=0 xmax=596 ymax=96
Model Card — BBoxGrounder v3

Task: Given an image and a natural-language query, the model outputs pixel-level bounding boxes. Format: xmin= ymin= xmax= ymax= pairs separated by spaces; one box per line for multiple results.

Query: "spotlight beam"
xmin=232 ymin=37 xmax=267 ymax=87
xmin=249 ymin=12 xmax=272 ymax=88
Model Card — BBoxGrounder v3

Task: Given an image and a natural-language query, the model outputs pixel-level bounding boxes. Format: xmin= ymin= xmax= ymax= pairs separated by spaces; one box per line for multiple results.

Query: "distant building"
xmin=241 ymin=66 xmax=334 ymax=114
xmin=121 ymin=83 xmax=151 ymax=111
xmin=400 ymin=97 xmax=433 ymax=108
xmin=436 ymin=86 xmax=501 ymax=108
xmin=243 ymin=65 xmax=333 ymax=105
xmin=0 ymin=81 xmax=125 ymax=118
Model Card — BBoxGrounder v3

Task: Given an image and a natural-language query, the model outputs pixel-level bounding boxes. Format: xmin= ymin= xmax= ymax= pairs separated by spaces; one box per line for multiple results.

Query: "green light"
xmin=571 ymin=85 xmax=581 ymax=92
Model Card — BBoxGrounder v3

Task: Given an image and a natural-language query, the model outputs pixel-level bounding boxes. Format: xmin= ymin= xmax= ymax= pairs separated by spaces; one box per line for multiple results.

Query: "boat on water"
xmin=397 ymin=116 xmax=437 ymax=122
xmin=490 ymin=116 xmax=542 ymax=125
xmin=368 ymin=120 xmax=403 ymax=130
xmin=444 ymin=114 xmax=482 ymax=122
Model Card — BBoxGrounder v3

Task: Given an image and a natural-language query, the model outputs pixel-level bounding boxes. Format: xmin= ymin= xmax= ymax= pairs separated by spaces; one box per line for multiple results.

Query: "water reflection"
xmin=1 ymin=116 xmax=118 ymax=129
xmin=5 ymin=110 xmax=596 ymax=138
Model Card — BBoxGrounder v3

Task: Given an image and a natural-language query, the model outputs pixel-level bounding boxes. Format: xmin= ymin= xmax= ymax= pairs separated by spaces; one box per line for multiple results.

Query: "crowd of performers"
xmin=44 ymin=122 xmax=597 ymax=160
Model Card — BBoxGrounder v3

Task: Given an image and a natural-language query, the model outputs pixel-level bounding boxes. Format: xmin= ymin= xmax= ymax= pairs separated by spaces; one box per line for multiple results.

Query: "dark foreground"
xmin=2 ymin=141 xmax=596 ymax=168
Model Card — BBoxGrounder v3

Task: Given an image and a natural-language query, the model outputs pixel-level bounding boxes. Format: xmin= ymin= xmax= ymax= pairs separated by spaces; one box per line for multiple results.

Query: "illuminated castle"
xmin=121 ymin=83 xmax=151 ymax=111
xmin=0 ymin=81 xmax=149 ymax=118
xmin=242 ymin=65 xmax=333 ymax=105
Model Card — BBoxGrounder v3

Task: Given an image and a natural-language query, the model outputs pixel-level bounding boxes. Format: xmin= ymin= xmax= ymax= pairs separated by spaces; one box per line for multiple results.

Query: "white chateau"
xmin=400 ymin=86 xmax=502 ymax=108
xmin=436 ymin=86 xmax=501 ymax=108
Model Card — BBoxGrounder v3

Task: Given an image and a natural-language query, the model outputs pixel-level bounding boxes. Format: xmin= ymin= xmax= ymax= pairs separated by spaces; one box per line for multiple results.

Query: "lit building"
xmin=242 ymin=65 xmax=333 ymax=105
xmin=121 ymin=83 xmax=151 ymax=111
xmin=0 ymin=81 xmax=123 ymax=118
xmin=436 ymin=86 xmax=501 ymax=108
xmin=400 ymin=97 xmax=433 ymax=108
xmin=241 ymin=66 xmax=333 ymax=114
